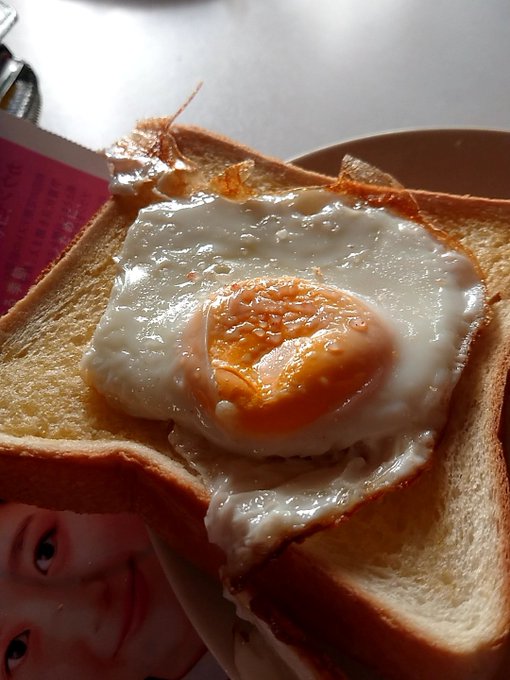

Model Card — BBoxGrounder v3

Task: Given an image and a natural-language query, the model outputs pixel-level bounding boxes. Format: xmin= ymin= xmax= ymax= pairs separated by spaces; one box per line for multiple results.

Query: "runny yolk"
xmin=184 ymin=277 xmax=395 ymax=436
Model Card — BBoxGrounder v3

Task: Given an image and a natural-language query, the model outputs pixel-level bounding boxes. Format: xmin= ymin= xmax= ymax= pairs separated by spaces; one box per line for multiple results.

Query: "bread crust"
xmin=0 ymin=120 xmax=509 ymax=678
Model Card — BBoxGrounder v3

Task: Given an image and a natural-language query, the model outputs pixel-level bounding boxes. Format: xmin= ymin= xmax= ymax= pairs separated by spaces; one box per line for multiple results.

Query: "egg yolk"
xmin=184 ymin=277 xmax=395 ymax=436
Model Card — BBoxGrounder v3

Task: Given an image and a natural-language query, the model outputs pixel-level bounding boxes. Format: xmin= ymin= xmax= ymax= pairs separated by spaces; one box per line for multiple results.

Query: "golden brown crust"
xmin=172 ymin=123 xmax=333 ymax=190
xmin=0 ymin=434 xmax=223 ymax=574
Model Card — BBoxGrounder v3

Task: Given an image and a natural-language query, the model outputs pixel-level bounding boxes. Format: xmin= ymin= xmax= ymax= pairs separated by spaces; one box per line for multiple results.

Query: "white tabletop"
xmin=6 ymin=0 xmax=510 ymax=161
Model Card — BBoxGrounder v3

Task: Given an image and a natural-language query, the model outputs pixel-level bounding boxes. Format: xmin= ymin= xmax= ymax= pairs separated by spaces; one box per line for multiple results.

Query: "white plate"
xmin=294 ymin=127 xmax=510 ymax=198
xmin=151 ymin=128 xmax=510 ymax=680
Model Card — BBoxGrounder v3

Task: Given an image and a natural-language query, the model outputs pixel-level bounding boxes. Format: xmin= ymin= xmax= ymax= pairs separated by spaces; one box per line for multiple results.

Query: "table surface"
xmin=6 ymin=0 xmax=510 ymax=161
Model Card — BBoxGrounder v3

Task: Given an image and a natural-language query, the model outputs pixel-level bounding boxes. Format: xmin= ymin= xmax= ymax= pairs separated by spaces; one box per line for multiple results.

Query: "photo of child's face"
xmin=0 ymin=503 xmax=206 ymax=680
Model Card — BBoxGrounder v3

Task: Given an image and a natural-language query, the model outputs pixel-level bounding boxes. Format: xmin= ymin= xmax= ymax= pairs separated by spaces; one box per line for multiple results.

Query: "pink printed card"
xmin=0 ymin=130 xmax=110 ymax=314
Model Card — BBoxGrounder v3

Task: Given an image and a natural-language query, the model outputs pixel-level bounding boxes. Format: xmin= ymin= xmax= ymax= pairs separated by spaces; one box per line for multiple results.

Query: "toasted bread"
xmin=0 ymin=119 xmax=509 ymax=679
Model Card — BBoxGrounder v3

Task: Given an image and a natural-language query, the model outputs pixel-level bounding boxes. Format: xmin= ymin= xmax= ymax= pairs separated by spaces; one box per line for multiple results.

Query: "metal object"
xmin=0 ymin=44 xmax=23 ymax=101
xmin=0 ymin=2 xmax=40 ymax=122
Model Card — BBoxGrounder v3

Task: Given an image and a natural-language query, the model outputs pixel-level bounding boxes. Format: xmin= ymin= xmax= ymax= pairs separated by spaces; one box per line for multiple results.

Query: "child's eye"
xmin=34 ymin=527 xmax=57 ymax=575
xmin=5 ymin=631 xmax=29 ymax=676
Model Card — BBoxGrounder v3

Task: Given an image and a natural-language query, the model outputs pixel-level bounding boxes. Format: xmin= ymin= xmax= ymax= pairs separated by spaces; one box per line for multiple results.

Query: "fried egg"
xmin=81 ymin=189 xmax=485 ymax=575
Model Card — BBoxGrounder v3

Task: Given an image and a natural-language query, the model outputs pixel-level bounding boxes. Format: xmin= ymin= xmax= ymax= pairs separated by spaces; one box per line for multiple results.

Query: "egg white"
xmin=81 ymin=189 xmax=485 ymax=574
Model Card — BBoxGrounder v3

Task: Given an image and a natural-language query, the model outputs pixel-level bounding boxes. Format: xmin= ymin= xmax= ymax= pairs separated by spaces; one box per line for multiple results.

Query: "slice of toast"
xmin=0 ymin=119 xmax=509 ymax=679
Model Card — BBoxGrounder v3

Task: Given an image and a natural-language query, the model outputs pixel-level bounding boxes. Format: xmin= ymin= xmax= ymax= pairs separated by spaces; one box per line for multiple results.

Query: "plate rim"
xmin=291 ymin=124 xmax=510 ymax=166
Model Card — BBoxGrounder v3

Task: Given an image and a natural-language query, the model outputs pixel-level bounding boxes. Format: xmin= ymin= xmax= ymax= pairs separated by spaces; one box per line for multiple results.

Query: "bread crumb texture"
xmin=0 ymin=201 xmax=171 ymax=454
xmin=419 ymin=196 xmax=510 ymax=300
xmin=301 ymin=297 xmax=510 ymax=645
